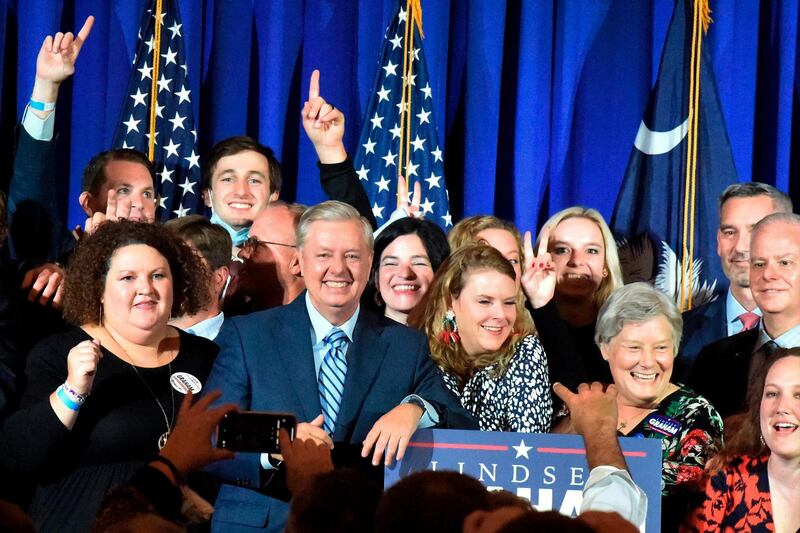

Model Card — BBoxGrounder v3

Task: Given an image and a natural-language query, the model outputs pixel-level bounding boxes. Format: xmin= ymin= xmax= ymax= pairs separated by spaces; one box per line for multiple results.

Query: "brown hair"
xmin=81 ymin=149 xmax=155 ymax=195
xmin=62 ymin=220 xmax=210 ymax=325
xmin=448 ymin=215 xmax=524 ymax=273
xmin=709 ymin=347 xmax=800 ymax=471
xmin=203 ymin=136 xmax=282 ymax=195
xmin=164 ymin=214 xmax=233 ymax=270
xmin=408 ymin=244 xmax=533 ymax=385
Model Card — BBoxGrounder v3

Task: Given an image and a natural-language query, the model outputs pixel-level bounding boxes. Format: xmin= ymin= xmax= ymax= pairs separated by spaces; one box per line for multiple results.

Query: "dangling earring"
xmin=439 ymin=310 xmax=460 ymax=346
xmin=760 ymin=434 xmax=766 ymax=447
xmin=99 ymin=305 xmax=103 ymax=326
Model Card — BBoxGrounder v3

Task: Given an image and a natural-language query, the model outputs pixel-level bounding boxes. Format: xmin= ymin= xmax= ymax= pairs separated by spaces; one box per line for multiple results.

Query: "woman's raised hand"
xmin=520 ymin=227 xmax=557 ymax=309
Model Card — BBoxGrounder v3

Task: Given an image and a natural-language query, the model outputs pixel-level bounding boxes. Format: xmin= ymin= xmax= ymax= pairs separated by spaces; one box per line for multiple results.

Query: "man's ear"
xmin=203 ymin=188 xmax=213 ymax=209
xmin=78 ymin=191 xmax=95 ymax=217
xmin=213 ymin=266 xmax=230 ymax=294
xmin=269 ymin=190 xmax=279 ymax=202
xmin=290 ymin=252 xmax=301 ymax=277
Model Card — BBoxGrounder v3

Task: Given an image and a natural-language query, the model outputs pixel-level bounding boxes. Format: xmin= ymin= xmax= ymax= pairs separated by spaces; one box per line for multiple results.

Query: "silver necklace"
xmin=104 ymin=328 xmax=175 ymax=450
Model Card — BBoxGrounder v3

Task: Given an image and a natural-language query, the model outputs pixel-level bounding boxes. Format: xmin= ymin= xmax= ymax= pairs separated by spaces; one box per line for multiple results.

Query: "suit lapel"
xmin=274 ymin=295 xmax=321 ymax=423
xmin=334 ymin=311 xmax=389 ymax=439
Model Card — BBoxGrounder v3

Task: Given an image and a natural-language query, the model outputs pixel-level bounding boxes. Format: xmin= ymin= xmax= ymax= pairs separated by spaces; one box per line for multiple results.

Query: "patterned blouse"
xmin=685 ymin=454 xmax=773 ymax=532
xmin=441 ymin=335 xmax=552 ymax=432
xmin=621 ymin=384 xmax=723 ymax=496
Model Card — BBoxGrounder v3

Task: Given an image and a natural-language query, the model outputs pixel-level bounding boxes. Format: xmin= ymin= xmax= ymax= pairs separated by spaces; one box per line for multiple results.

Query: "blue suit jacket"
xmin=674 ymin=296 xmax=727 ymax=383
xmin=205 ymin=293 xmax=477 ymax=532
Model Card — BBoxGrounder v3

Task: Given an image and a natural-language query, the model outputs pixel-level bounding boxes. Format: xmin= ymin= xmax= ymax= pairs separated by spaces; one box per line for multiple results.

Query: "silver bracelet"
xmin=62 ymin=381 xmax=89 ymax=405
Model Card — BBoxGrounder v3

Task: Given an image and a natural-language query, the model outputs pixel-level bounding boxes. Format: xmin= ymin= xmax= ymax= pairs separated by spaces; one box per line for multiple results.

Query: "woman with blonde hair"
xmin=408 ymin=244 xmax=551 ymax=432
xmin=524 ymin=206 xmax=624 ymax=384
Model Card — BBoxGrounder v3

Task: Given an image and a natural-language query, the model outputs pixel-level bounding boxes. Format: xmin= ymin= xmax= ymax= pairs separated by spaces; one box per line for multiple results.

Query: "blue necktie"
xmin=318 ymin=328 xmax=348 ymax=435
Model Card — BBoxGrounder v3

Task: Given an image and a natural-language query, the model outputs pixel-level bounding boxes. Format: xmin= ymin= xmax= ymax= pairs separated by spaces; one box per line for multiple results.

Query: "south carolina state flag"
xmin=611 ymin=0 xmax=739 ymax=310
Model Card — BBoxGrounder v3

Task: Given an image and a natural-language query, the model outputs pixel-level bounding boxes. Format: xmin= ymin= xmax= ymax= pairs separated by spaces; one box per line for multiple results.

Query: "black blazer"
xmin=688 ymin=327 xmax=759 ymax=418
xmin=675 ymin=296 xmax=727 ymax=383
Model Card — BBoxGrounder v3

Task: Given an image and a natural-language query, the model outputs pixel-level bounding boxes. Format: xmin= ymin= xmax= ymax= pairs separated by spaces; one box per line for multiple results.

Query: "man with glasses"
xmin=227 ymin=201 xmax=307 ymax=313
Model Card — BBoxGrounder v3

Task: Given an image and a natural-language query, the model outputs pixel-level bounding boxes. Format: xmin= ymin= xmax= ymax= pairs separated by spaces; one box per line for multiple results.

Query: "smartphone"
xmin=216 ymin=411 xmax=297 ymax=453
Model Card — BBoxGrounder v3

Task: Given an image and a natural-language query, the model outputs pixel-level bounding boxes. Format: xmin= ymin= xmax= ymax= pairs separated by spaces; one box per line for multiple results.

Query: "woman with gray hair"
xmin=556 ymin=282 xmax=723 ymax=531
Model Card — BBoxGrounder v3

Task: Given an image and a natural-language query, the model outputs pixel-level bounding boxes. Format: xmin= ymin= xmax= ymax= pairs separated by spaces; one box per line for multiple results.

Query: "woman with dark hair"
xmin=1 ymin=220 xmax=217 ymax=533
xmin=367 ymin=217 xmax=450 ymax=324
xmin=686 ymin=348 xmax=800 ymax=532
xmin=408 ymin=244 xmax=551 ymax=432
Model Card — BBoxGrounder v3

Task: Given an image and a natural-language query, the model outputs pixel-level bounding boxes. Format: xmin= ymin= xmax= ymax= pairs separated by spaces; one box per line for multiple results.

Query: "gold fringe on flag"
xmin=679 ymin=0 xmax=711 ymax=311
xmin=397 ymin=0 xmax=424 ymax=208
xmin=148 ymin=0 xmax=164 ymax=161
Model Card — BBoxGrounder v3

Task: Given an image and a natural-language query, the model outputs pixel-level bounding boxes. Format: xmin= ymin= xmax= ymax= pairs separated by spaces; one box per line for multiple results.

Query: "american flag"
xmin=354 ymin=1 xmax=452 ymax=229
xmin=111 ymin=0 xmax=201 ymax=221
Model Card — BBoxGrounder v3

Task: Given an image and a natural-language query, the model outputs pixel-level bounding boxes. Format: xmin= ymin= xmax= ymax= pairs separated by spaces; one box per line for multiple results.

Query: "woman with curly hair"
xmin=1 ymin=220 xmax=217 ymax=533
xmin=408 ymin=244 xmax=551 ymax=432
xmin=686 ymin=348 xmax=800 ymax=532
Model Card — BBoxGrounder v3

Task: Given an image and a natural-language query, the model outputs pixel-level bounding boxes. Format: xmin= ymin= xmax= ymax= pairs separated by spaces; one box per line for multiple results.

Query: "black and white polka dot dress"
xmin=442 ymin=335 xmax=552 ymax=432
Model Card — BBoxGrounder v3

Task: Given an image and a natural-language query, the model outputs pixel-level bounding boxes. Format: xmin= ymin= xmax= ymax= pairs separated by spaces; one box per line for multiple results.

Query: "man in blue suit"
xmin=206 ymin=200 xmax=477 ymax=532
xmin=676 ymin=182 xmax=792 ymax=382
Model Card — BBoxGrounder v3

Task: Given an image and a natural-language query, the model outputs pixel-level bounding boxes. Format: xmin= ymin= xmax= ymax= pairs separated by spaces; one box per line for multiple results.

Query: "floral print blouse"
xmin=685 ymin=454 xmax=773 ymax=532
xmin=441 ymin=335 xmax=552 ymax=432
xmin=621 ymin=384 xmax=724 ymax=496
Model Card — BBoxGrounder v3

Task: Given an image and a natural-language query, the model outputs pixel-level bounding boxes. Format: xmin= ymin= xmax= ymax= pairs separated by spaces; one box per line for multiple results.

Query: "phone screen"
xmin=217 ymin=411 xmax=297 ymax=453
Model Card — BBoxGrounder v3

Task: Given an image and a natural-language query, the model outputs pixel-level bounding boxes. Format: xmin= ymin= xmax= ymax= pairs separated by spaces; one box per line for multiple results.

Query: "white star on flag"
xmin=383 ymin=60 xmax=398 ymax=77
xmin=382 ymin=150 xmax=397 ymax=167
xmin=169 ymin=111 xmax=186 ymax=131
xmin=420 ymin=197 xmax=434 ymax=214
xmin=130 ymin=88 xmax=148 ymax=107
xmin=161 ymin=47 xmax=177 ymax=66
xmin=375 ymin=176 xmax=391 ymax=193
xmin=356 ymin=165 xmax=370 ymax=181
xmin=178 ymin=178 xmax=196 ymax=196
xmin=362 ymin=138 xmax=376 ymax=154
xmin=124 ymin=115 xmax=141 ymax=134
xmin=410 ymin=135 xmax=426 ymax=151
xmin=426 ymin=172 xmax=441 ymax=189
xmin=372 ymin=202 xmax=385 ymax=219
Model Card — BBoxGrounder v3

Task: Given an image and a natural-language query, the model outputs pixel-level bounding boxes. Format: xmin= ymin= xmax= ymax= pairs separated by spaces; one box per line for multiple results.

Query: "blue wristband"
xmin=57 ymin=385 xmax=81 ymax=411
xmin=29 ymin=99 xmax=56 ymax=112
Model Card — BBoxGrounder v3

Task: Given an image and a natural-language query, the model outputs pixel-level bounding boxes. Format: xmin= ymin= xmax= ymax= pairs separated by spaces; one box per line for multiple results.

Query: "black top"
xmin=1 ymin=326 xmax=218 ymax=533
xmin=529 ymin=301 xmax=611 ymax=389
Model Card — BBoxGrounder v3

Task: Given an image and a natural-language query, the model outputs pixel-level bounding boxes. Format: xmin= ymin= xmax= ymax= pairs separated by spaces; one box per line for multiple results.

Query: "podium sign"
xmin=385 ymin=429 xmax=661 ymax=531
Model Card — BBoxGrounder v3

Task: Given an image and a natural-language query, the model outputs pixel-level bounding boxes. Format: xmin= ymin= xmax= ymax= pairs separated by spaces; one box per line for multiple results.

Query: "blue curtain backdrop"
xmin=0 ymin=0 xmax=797 ymax=231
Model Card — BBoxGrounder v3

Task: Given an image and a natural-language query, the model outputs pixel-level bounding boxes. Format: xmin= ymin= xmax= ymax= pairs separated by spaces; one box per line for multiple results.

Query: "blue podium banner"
xmin=385 ymin=429 xmax=661 ymax=531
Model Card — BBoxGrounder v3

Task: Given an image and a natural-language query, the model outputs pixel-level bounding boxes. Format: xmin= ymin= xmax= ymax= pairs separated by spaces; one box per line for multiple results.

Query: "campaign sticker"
xmin=170 ymin=372 xmax=202 ymax=394
xmin=646 ymin=414 xmax=682 ymax=437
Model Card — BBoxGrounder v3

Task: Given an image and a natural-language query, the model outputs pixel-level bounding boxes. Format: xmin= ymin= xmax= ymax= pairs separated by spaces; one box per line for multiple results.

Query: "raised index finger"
xmin=76 ymin=15 xmax=95 ymax=44
xmin=308 ymin=69 xmax=320 ymax=100
xmin=536 ymin=225 xmax=551 ymax=257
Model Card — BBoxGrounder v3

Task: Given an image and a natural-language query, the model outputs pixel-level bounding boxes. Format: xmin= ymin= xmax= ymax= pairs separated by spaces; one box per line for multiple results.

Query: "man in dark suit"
xmin=676 ymin=183 xmax=793 ymax=381
xmin=206 ymin=201 xmax=476 ymax=532
xmin=690 ymin=212 xmax=800 ymax=418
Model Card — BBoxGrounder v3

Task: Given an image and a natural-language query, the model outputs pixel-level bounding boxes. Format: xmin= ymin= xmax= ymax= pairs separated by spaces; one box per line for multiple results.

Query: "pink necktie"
xmin=738 ymin=312 xmax=760 ymax=331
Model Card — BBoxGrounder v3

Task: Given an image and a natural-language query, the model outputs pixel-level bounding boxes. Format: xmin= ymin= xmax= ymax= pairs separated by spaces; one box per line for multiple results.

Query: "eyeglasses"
xmin=241 ymin=236 xmax=297 ymax=252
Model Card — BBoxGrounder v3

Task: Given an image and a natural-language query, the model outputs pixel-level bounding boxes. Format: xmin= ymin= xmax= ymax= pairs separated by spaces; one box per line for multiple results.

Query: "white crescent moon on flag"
xmin=633 ymin=118 xmax=689 ymax=155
